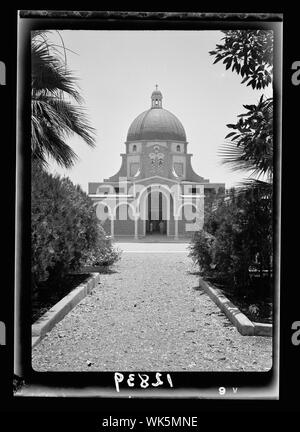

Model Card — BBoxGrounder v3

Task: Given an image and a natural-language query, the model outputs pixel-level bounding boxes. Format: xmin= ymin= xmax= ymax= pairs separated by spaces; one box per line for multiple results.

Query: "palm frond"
xmin=31 ymin=31 xmax=96 ymax=169
xmin=219 ymin=140 xmax=266 ymax=177
xmin=32 ymin=96 xmax=96 ymax=148
xmin=220 ymin=96 xmax=273 ymax=179
xmin=31 ymin=37 xmax=82 ymax=103
xmin=31 ymin=119 xmax=79 ymax=168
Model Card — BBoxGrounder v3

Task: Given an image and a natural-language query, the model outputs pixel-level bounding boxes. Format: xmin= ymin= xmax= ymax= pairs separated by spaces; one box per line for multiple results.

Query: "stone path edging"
xmin=32 ymin=273 xmax=100 ymax=348
xmin=199 ymin=277 xmax=272 ymax=337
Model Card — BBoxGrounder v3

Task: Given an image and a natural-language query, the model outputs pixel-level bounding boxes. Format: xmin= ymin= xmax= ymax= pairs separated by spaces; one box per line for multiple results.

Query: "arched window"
xmin=176 ymin=145 xmax=181 ymax=152
xmin=132 ymin=144 xmax=137 ymax=152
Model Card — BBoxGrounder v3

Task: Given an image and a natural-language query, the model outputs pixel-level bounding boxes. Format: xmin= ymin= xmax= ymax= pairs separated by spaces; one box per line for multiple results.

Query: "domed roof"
xmin=151 ymin=89 xmax=162 ymax=98
xmin=126 ymin=87 xmax=187 ymax=142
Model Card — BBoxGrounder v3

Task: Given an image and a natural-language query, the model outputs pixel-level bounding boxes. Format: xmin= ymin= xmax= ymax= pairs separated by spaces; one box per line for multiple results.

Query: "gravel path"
xmin=32 ymin=250 xmax=272 ymax=372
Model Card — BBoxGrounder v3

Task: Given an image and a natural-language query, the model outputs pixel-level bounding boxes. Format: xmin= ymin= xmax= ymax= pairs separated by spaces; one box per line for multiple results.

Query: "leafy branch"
xmin=209 ymin=30 xmax=273 ymax=89
xmin=219 ymin=95 xmax=273 ymax=179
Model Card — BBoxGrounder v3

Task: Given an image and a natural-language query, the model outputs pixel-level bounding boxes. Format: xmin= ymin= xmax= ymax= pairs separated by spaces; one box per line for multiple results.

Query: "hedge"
xmin=189 ymin=187 xmax=273 ymax=296
xmin=31 ymin=162 xmax=120 ymax=292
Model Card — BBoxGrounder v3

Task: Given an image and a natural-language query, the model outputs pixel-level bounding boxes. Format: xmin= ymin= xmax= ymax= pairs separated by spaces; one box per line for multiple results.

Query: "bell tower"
xmin=151 ymin=84 xmax=163 ymax=108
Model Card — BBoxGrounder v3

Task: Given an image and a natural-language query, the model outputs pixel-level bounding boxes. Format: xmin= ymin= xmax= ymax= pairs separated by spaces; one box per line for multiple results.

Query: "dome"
xmin=127 ymin=108 xmax=187 ymax=142
xmin=151 ymin=89 xmax=162 ymax=98
xmin=126 ymin=87 xmax=186 ymax=142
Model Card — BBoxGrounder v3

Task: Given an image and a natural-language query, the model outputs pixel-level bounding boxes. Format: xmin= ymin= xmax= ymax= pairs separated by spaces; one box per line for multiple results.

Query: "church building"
xmin=88 ymin=87 xmax=225 ymax=239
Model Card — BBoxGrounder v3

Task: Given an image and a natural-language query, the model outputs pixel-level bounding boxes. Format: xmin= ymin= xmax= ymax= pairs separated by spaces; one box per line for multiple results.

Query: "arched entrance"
xmin=138 ymin=185 xmax=172 ymax=237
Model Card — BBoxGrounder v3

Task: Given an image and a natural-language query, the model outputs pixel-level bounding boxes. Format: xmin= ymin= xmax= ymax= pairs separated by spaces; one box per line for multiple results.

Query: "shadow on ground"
xmin=187 ymin=270 xmax=202 ymax=276
xmin=192 ymin=285 xmax=206 ymax=295
xmin=81 ymin=266 xmax=119 ymax=275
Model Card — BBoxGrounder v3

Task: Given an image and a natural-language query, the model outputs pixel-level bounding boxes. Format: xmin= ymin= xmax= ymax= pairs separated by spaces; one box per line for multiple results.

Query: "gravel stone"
xmin=32 ymin=252 xmax=272 ymax=371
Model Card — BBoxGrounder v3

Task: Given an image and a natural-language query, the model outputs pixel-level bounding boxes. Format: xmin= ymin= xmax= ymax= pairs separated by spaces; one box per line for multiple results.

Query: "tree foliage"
xmin=210 ymin=30 xmax=274 ymax=186
xmin=221 ymin=95 xmax=273 ymax=178
xmin=190 ymin=30 xmax=274 ymax=298
xmin=209 ymin=30 xmax=273 ymax=89
xmin=31 ymin=31 xmax=95 ymax=168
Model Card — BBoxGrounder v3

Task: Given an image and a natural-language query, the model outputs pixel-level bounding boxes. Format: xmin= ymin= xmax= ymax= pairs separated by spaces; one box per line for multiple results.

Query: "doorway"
xmin=146 ymin=219 xmax=167 ymax=235
xmin=146 ymin=190 xmax=168 ymax=236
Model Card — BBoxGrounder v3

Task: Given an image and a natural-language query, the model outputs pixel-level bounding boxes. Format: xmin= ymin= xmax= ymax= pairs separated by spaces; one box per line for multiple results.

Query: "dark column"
xmin=159 ymin=192 xmax=162 ymax=220
xmin=147 ymin=187 xmax=151 ymax=233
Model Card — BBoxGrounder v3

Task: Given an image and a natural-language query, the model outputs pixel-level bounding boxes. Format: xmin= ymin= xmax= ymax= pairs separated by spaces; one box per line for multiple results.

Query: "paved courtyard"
xmin=32 ymin=242 xmax=272 ymax=372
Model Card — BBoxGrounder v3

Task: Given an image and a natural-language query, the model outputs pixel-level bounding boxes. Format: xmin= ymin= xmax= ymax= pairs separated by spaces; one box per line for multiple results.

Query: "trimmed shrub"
xmin=190 ymin=187 xmax=273 ymax=296
xmin=85 ymin=235 xmax=122 ymax=267
xmin=31 ymin=163 xmax=119 ymax=293
xmin=188 ymin=230 xmax=216 ymax=273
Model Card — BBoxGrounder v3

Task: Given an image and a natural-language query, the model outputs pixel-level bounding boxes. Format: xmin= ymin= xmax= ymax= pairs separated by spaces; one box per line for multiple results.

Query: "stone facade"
xmin=89 ymin=88 xmax=225 ymax=239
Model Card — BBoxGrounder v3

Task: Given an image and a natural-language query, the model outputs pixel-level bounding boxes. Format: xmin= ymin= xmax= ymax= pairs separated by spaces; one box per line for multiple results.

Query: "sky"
xmin=46 ymin=30 xmax=272 ymax=191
